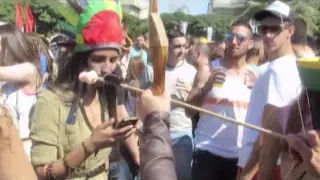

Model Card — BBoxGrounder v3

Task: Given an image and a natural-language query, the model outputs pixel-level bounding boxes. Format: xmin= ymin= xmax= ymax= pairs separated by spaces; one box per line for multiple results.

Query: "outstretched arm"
xmin=0 ymin=107 xmax=38 ymax=180
xmin=257 ymin=105 xmax=283 ymax=180
xmin=140 ymin=111 xmax=177 ymax=180
xmin=185 ymin=66 xmax=210 ymax=117
xmin=239 ymin=135 xmax=261 ymax=180
xmin=137 ymin=88 xmax=176 ymax=180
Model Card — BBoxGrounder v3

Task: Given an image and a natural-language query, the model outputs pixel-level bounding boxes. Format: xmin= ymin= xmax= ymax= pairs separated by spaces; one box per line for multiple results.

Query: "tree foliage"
xmin=0 ymin=0 xmax=65 ymax=35
xmin=0 ymin=0 xmax=319 ymax=38
xmin=161 ymin=12 xmax=232 ymax=40
xmin=237 ymin=0 xmax=320 ymax=36
xmin=0 ymin=0 xmax=231 ymax=40
xmin=124 ymin=13 xmax=148 ymax=39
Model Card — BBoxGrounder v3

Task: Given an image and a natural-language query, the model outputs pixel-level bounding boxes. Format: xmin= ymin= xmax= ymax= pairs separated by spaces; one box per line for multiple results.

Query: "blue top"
xmin=40 ymin=52 xmax=48 ymax=77
xmin=127 ymin=47 xmax=149 ymax=66
xmin=39 ymin=52 xmax=50 ymax=89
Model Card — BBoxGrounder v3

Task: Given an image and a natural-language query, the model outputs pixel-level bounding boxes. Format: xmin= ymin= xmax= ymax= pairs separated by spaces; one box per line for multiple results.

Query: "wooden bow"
xmin=148 ymin=0 xmax=169 ymax=95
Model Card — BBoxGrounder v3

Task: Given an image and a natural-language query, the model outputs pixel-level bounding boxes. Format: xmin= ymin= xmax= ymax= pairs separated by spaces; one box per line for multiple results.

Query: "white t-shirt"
xmin=238 ymin=55 xmax=302 ymax=167
xmin=141 ymin=61 xmax=197 ymax=132
xmin=257 ymin=62 xmax=270 ymax=75
xmin=194 ymin=60 xmax=254 ymax=158
xmin=2 ymin=83 xmax=38 ymax=159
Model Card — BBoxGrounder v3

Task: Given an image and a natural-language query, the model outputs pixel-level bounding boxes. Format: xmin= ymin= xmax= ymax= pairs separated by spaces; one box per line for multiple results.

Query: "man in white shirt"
xmin=238 ymin=1 xmax=301 ymax=179
xmin=186 ymin=21 xmax=256 ymax=180
xmin=140 ymin=29 xmax=197 ymax=180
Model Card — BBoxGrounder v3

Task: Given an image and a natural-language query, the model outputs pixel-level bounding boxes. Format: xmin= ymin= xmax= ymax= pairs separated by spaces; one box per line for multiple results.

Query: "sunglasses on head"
xmin=257 ymin=25 xmax=285 ymax=35
xmin=225 ymin=33 xmax=247 ymax=42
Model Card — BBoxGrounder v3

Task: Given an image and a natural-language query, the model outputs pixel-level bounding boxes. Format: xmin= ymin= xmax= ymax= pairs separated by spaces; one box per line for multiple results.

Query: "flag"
xmin=26 ymin=3 xmax=35 ymax=32
xmin=15 ymin=2 xmax=24 ymax=32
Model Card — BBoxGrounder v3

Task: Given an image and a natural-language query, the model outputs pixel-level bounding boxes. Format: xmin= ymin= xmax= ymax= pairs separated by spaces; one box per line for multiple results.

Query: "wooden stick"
xmin=96 ymin=76 xmax=284 ymax=138
xmin=119 ymin=83 xmax=285 ymax=139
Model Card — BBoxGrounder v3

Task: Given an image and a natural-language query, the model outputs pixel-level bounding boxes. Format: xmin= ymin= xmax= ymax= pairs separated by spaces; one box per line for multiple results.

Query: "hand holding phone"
xmin=118 ymin=117 xmax=139 ymax=129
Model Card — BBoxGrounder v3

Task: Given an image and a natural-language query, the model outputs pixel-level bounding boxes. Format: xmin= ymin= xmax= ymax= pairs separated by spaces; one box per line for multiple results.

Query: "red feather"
xmin=82 ymin=11 xmax=125 ymax=46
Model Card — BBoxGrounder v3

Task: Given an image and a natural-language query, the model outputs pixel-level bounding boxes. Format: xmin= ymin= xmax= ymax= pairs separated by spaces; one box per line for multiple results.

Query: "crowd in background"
xmin=0 ymin=0 xmax=320 ymax=180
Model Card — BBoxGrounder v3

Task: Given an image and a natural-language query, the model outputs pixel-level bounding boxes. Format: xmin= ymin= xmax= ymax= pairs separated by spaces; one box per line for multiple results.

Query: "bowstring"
xmin=297 ymin=89 xmax=306 ymax=135
xmin=284 ymin=87 xmax=306 ymax=180
xmin=274 ymin=13 xmax=308 ymax=179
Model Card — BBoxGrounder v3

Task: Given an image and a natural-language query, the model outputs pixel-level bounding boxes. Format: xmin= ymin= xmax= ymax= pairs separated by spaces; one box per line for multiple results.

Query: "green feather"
xmin=77 ymin=0 xmax=123 ymax=33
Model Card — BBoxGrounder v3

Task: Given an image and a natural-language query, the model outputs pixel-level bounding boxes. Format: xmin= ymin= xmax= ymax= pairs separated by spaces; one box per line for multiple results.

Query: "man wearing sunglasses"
xmin=186 ymin=20 xmax=257 ymax=180
xmin=238 ymin=1 xmax=301 ymax=179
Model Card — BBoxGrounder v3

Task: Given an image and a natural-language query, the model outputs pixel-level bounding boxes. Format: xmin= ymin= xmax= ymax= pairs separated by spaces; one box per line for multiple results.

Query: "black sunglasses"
xmin=225 ymin=33 xmax=248 ymax=42
xmin=257 ymin=25 xmax=285 ymax=35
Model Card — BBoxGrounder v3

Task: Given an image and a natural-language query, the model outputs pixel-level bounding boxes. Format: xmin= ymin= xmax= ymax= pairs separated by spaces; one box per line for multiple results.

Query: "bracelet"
xmin=46 ymin=163 xmax=58 ymax=180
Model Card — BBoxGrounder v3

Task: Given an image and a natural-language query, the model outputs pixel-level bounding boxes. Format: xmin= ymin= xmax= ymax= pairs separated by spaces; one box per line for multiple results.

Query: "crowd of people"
xmin=0 ymin=0 xmax=320 ymax=180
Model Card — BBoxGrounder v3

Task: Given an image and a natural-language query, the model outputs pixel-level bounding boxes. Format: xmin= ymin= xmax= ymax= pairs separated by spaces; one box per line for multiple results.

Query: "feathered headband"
xmin=57 ymin=0 xmax=132 ymax=52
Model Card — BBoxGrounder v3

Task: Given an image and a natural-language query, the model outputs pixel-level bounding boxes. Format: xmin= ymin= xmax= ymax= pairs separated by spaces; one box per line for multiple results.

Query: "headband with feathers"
xmin=57 ymin=0 xmax=131 ymax=52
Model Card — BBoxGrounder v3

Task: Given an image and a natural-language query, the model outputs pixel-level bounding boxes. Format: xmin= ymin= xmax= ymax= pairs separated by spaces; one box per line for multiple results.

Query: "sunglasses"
xmin=257 ymin=25 xmax=284 ymax=35
xmin=225 ymin=33 xmax=247 ymax=42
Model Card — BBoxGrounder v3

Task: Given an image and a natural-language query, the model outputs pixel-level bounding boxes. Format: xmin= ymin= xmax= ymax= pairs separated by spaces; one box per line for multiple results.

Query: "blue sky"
xmin=156 ymin=0 xmax=209 ymax=15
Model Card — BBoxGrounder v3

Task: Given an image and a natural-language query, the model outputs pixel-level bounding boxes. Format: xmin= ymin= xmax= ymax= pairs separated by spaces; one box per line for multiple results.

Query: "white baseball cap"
xmin=254 ymin=0 xmax=293 ymax=22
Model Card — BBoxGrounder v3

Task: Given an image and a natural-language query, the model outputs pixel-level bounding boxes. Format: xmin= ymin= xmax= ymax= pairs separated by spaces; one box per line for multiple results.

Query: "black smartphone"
xmin=118 ymin=117 xmax=139 ymax=129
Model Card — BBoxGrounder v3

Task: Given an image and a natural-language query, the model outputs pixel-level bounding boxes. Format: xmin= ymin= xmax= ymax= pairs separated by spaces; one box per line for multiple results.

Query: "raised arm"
xmin=185 ymin=66 xmax=210 ymax=117
xmin=137 ymin=89 xmax=177 ymax=180
xmin=0 ymin=107 xmax=38 ymax=180
xmin=0 ymin=63 xmax=38 ymax=83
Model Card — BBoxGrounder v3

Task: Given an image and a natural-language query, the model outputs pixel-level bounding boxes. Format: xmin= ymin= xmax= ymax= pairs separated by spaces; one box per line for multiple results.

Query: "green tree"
xmin=124 ymin=13 xmax=148 ymax=39
xmin=0 ymin=0 xmax=15 ymax=23
xmin=0 ymin=0 xmax=65 ymax=35
xmin=30 ymin=0 xmax=65 ymax=35
xmin=160 ymin=12 xmax=231 ymax=40
xmin=237 ymin=0 xmax=320 ymax=36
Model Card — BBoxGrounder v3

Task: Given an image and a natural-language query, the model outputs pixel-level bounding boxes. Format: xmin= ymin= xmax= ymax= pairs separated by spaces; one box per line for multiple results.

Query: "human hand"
xmin=79 ymin=70 xmax=99 ymax=84
xmin=176 ymin=79 xmax=192 ymax=101
xmin=285 ymin=130 xmax=320 ymax=177
xmin=203 ymin=68 xmax=226 ymax=92
xmin=244 ymin=69 xmax=258 ymax=89
xmin=196 ymin=51 xmax=209 ymax=68
xmin=84 ymin=119 xmax=135 ymax=153
xmin=136 ymin=88 xmax=170 ymax=122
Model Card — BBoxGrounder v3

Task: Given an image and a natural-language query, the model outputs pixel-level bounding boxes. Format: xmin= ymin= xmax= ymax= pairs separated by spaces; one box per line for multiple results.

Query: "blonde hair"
xmin=125 ymin=56 xmax=145 ymax=83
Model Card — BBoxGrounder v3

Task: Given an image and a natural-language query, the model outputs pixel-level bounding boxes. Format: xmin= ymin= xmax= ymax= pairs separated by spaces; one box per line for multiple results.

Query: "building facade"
xmin=122 ymin=0 xmax=149 ymax=19
xmin=208 ymin=0 xmax=247 ymax=13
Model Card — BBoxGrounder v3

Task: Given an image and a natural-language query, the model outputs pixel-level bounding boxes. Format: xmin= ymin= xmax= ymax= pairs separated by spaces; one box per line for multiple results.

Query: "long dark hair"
xmin=0 ymin=24 xmax=39 ymax=70
xmin=51 ymin=51 xmax=117 ymax=118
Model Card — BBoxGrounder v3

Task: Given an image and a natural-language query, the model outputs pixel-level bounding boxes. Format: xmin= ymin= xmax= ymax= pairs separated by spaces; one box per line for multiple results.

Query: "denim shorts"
xmin=170 ymin=129 xmax=194 ymax=180
xmin=109 ymin=159 xmax=140 ymax=180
